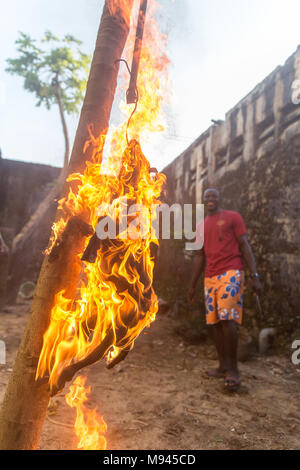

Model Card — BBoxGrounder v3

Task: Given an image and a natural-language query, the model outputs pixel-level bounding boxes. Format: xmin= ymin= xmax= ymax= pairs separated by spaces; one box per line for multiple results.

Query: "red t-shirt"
xmin=196 ymin=209 xmax=247 ymax=278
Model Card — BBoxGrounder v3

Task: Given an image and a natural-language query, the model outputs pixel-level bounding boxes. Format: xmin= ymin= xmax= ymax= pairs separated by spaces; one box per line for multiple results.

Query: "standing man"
xmin=188 ymin=188 xmax=261 ymax=391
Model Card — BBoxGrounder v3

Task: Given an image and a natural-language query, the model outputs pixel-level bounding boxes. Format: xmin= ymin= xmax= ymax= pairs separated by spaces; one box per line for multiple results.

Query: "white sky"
xmin=0 ymin=0 xmax=300 ymax=171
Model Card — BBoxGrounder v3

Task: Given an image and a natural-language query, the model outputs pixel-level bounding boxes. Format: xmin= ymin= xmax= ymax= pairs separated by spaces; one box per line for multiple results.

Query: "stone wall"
xmin=0 ymin=157 xmax=60 ymax=308
xmin=0 ymin=158 xmax=60 ymax=304
xmin=0 ymin=158 xmax=60 ymax=244
xmin=160 ymin=46 xmax=300 ymax=333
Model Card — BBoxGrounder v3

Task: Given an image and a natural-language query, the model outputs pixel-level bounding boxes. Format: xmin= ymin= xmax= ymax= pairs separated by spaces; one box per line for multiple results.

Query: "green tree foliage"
xmin=6 ymin=30 xmax=91 ymax=167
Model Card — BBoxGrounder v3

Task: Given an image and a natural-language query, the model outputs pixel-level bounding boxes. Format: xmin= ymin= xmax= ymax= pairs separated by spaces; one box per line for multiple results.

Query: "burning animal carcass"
xmin=36 ymin=140 xmax=165 ymax=396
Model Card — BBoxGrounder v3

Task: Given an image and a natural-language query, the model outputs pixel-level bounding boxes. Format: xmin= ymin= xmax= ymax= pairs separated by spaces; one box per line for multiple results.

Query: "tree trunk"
xmin=0 ymin=0 xmax=134 ymax=450
xmin=55 ymin=80 xmax=70 ymax=173
xmin=5 ymin=0 xmax=134 ymax=304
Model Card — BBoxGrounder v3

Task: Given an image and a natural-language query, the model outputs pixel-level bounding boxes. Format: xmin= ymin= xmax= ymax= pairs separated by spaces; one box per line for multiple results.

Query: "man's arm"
xmin=238 ymin=234 xmax=262 ymax=294
xmin=188 ymin=249 xmax=205 ymax=303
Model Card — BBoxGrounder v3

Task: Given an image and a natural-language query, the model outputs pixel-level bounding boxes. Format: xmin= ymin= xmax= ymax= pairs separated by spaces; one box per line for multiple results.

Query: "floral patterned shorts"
xmin=204 ymin=270 xmax=245 ymax=325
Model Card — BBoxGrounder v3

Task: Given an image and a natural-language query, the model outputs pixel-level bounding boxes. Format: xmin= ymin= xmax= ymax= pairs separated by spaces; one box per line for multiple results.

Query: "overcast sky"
xmin=0 ymin=0 xmax=300 ymax=171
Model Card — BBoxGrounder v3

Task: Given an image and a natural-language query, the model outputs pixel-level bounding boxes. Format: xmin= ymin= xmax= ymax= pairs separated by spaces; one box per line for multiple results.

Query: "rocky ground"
xmin=0 ymin=299 xmax=299 ymax=450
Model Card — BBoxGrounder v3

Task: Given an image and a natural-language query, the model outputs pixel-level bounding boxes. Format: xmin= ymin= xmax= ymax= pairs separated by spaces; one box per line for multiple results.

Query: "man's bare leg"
xmin=221 ymin=320 xmax=240 ymax=389
xmin=206 ymin=322 xmax=228 ymax=377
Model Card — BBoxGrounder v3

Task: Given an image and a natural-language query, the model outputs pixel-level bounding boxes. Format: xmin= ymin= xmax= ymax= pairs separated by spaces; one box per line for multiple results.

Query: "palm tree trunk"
xmin=0 ymin=0 xmax=134 ymax=450
xmin=54 ymin=80 xmax=70 ymax=173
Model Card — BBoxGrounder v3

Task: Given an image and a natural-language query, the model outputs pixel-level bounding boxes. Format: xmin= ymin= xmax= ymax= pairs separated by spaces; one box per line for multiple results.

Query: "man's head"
xmin=203 ymin=188 xmax=220 ymax=214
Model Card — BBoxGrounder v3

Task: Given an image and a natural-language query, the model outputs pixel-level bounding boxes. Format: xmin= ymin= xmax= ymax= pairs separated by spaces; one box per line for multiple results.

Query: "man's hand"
xmin=188 ymin=250 xmax=204 ymax=304
xmin=251 ymin=276 xmax=262 ymax=295
xmin=188 ymin=285 xmax=196 ymax=304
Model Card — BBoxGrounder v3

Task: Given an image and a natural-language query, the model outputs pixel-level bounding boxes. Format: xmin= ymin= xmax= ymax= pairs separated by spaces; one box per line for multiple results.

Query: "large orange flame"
xmin=37 ymin=0 xmax=169 ymax=449
xmin=66 ymin=376 xmax=107 ymax=450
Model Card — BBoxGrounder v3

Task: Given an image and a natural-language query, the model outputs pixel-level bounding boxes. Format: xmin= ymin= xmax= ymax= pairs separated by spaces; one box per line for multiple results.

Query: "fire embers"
xmin=36 ymin=140 xmax=165 ymax=396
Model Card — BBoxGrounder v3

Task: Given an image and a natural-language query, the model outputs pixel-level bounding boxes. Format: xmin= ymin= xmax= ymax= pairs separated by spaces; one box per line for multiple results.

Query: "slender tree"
xmin=0 ymin=0 xmax=134 ymax=450
xmin=6 ymin=30 xmax=91 ymax=169
xmin=5 ymin=32 xmax=91 ymax=303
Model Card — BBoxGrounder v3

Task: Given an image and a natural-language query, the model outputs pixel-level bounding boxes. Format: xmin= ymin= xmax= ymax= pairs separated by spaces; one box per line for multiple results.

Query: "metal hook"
xmin=114 ymin=59 xmax=139 ymax=145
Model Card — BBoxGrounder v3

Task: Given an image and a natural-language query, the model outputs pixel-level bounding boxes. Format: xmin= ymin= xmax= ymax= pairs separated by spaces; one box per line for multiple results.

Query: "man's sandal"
xmin=224 ymin=375 xmax=241 ymax=391
xmin=205 ymin=369 xmax=227 ymax=379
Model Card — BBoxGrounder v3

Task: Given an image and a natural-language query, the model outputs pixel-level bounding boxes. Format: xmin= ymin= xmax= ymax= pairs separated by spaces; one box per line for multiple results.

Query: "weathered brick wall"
xmin=160 ymin=46 xmax=300 ymax=333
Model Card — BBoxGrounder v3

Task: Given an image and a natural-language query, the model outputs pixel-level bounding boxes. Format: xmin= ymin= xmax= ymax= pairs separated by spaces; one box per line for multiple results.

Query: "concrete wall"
xmin=161 ymin=46 xmax=300 ymax=332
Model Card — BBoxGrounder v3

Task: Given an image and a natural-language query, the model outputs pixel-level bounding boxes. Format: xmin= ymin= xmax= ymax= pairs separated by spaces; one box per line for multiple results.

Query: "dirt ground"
xmin=0 ymin=299 xmax=299 ymax=450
